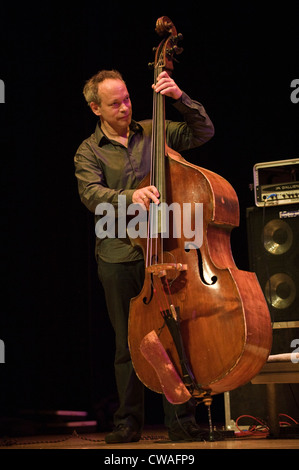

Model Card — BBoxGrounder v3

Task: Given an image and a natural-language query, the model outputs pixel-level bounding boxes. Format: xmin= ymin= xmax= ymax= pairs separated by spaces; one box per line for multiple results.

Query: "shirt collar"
xmin=95 ymin=120 xmax=143 ymax=147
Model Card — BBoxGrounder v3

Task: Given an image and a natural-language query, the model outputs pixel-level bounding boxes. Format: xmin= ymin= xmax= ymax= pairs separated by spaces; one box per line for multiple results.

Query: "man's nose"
xmin=120 ymin=101 xmax=130 ymax=111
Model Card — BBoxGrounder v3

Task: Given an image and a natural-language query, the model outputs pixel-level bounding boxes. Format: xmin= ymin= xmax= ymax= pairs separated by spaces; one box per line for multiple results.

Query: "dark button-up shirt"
xmin=74 ymin=92 xmax=214 ymax=262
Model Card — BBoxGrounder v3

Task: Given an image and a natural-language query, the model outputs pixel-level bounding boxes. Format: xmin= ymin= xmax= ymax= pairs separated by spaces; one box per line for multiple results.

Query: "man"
xmin=74 ymin=69 xmax=214 ymax=443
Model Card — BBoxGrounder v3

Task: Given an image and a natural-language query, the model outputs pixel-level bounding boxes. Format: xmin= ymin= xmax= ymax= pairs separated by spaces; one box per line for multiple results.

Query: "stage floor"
xmin=0 ymin=426 xmax=298 ymax=450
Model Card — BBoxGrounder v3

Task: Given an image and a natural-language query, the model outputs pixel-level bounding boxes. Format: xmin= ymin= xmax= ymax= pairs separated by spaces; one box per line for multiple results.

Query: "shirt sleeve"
xmin=74 ymin=141 xmax=135 ymax=214
xmin=166 ymin=91 xmax=215 ymax=152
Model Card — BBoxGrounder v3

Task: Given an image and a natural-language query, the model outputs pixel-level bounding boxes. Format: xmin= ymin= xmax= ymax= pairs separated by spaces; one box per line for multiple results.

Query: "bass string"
xmin=151 ymin=274 xmax=176 ymax=333
xmin=147 ymin=63 xmax=164 ymax=269
xmin=146 ymin=55 xmax=178 ymax=318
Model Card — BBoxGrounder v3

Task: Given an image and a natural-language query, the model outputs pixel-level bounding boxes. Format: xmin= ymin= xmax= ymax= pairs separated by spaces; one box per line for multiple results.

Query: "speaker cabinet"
xmin=246 ymin=205 xmax=299 ymax=323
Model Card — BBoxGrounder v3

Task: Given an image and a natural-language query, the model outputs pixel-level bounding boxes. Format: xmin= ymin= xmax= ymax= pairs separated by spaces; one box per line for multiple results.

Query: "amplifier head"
xmin=253 ymin=158 xmax=299 ymax=207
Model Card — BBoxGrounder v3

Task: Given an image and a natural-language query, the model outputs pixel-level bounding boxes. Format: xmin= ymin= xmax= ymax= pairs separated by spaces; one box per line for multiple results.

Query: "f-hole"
xmin=143 ymin=274 xmax=154 ymax=305
xmin=184 ymin=248 xmax=217 ymax=285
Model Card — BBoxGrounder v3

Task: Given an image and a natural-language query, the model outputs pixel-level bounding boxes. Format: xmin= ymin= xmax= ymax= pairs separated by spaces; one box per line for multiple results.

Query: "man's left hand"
xmin=152 ymin=71 xmax=182 ymax=100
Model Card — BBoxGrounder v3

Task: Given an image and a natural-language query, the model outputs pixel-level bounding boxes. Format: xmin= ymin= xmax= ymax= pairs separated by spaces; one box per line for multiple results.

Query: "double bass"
xmin=128 ymin=17 xmax=272 ymax=409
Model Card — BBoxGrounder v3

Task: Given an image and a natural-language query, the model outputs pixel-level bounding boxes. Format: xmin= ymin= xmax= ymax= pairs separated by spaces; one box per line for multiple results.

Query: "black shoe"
xmin=168 ymin=420 xmax=206 ymax=441
xmin=105 ymin=424 xmax=141 ymax=444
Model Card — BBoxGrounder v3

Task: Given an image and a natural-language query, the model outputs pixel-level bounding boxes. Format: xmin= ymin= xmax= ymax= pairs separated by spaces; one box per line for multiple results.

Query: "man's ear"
xmin=90 ymin=102 xmax=101 ymax=116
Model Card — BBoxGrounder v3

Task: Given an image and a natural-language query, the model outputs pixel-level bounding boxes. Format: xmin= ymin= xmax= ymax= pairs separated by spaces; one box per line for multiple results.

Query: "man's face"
xmin=92 ymin=78 xmax=132 ymax=132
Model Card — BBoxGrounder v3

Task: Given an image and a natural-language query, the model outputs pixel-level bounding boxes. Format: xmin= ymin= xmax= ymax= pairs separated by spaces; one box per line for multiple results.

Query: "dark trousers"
xmin=97 ymin=257 xmax=196 ymax=432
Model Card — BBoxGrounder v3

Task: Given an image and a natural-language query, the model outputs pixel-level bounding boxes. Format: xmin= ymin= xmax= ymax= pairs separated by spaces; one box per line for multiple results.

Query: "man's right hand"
xmin=132 ymin=186 xmax=160 ymax=209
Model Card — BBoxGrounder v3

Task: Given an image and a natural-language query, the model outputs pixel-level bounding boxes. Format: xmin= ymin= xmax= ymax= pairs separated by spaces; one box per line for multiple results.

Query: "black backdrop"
xmin=0 ymin=2 xmax=298 ymax=430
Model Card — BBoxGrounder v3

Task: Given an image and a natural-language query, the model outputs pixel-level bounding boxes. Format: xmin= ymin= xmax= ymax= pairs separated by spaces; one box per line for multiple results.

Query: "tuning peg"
xmin=173 ymin=45 xmax=184 ymax=55
xmin=173 ymin=33 xmax=183 ymax=44
xmin=148 ymin=62 xmax=155 ymax=69
xmin=166 ymin=45 xmax=184 ymax=58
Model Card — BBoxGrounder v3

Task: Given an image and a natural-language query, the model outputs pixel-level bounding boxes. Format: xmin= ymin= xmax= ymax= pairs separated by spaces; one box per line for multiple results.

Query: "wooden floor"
xmin=1 ymin=426 xmax=298 ymax=451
